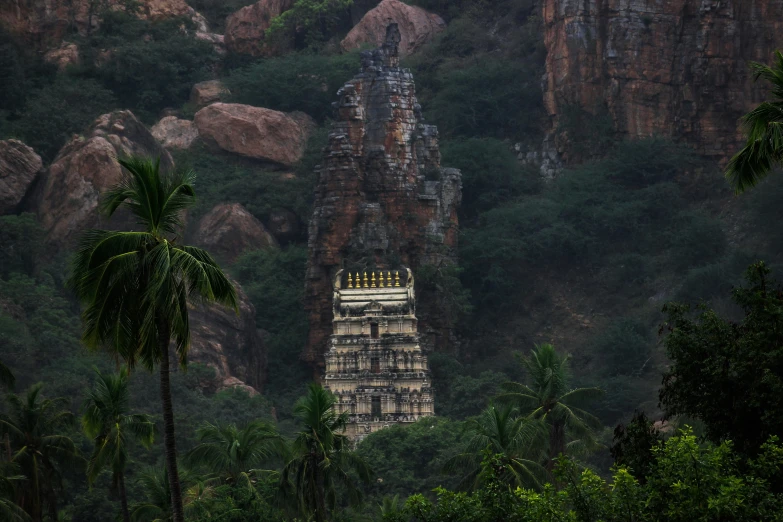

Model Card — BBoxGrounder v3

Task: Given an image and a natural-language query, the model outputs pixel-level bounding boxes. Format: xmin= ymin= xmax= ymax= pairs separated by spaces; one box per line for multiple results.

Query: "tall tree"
xmin=68 ymin=156 xmax=238 ymax=522
xmin=725 ymin=50 xmax=783 ymax=193
xmin=82 ymin=367 xmax=156 ymax=522
xmin=0 ymin=360 xmax=15 ymax=390
xmin=444 ymin=404 xmax=547 ymax=491
xmin=660 ymin=262 xmax=783 ymax=457
xmin=0 ymin=461 xmax=29 ymax=522
xmin=185 ymin=420 xmax=284 ymax=487
xmin=0 ymin=384 xmax=80 ymax=522
xmin=496 ymin=344 xmax=603 ymax=470
xmin=281 ymin=383 xmax=371 ymax=522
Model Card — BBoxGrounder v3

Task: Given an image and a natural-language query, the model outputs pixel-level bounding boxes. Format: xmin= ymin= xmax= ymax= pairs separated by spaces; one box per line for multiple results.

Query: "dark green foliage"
xmin=0 ymin=214 xmax=45 ymax=278
xmin=609 ymin=411 xmax=664 ymax=484
xmin=440 ymin=138 xmax=540 ymax=221
xmin=428 ymin=354 xmax=506 ymax=419
xmin=357 ymin=417 xmax=463 ymax=500
xmin=225 ymin=52 xmax=361 ymax=122
xmin=590 ymin=318 xmax=651 ymax=377
xmin=4 ymin=76 xmax=117 ymax=161
xmin=660 ymin=262 xmax=783 ymax=457
xmin=556 ymin=104 xmax=615 ymax=160
xmin=79 ymin=12 xmax=216 ymax=121
xmin=0 ymin=29 xmax=57 ymax=114
xmin=266 ymin=0 xmax=355 ymax=49
xmin=175 ymin=133 xmax=324 ymax=227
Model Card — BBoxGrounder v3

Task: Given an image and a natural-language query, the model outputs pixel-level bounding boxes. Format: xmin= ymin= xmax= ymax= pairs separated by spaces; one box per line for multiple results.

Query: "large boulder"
xmin=36 ymin=111 xmax=173 ymax=246
xmin=267 ymin=208 xmax=300 ymax=244
xmin=341 ymin=0 xmax=445 ymax=56
xmin=194 ymin=103 xmax=314 ymax=166
xmin=0 ymin=140 xmax=43 ymax=215
xmin=43 ymin=42 xmax=80 ymax=71
xmin=151 ymin=116 xmax=199 ymax=150
xmin=224 ymin=0 xmax=294 ymax=56
xmin=194 ymin=203 xmax=278 ymax=264
xmin=190 ymin=80 xmax=228 ymax=107
xmin=189 ymin=280 xmax=267 ymax=393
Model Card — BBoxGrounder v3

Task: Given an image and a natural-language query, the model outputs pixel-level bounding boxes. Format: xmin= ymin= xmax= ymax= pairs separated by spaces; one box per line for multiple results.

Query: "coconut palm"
xmin=725 ymin=50 xmax=783 ymax=193
xmin=281 ymin=383 xmax=371 ymax=522
xmin=67 ymin=156 xmax=238 ymax=522
xmin=445 ymin=404 xmax=547 ymax=491
xmin=496 ymin=344 xmax=603 ymax=470
xmin=0 ymin=461 xmax=29 ymax=522
xmin=82 ymin=366 xmax=156 ymax=522
xmin=0 ymin=360 xmax=15 ymax=390
xmin=0 ymin=384 xmax=80 ymax=522
xmin=185 ymin=420 xmax=285 ymax=488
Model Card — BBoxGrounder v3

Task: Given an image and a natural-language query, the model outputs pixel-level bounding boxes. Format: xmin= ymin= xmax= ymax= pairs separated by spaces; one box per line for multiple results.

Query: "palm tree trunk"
xmin=315 ymin=465 xmax=327 ymax=522
xmin=118 ymin=471 xmax=131 ymax=522
xmin=32 ymin=454 xmax=41 ymax=522
xmin=158 ymin=318 xmax=185 ymax=522
xmin=547 ymin=420 xmax=566 ymax=472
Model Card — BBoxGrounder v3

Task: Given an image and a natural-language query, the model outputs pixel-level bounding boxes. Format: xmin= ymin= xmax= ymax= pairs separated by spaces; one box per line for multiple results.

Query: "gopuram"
xmin=322 ymin=269 xmax=434 ymax=442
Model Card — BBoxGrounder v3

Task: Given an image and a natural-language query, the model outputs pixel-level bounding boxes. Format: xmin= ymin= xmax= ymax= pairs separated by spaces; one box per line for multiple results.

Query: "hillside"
xmin=2 ymin=0 xmax=783 ymax=520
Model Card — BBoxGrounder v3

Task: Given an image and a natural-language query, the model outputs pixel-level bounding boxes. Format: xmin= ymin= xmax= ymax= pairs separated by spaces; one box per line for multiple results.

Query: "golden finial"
xmin=363 ymin=272 xmax=369 ymax=288
xmin=387 ymin=271 xmax=392 ymax=285
xmin=394 ymin=271 xmax=401 ymax=287
xmin=371 ymin=272 xmax=377 ymax=288
xmin=347 ymin=273 xmax=353 ymax=288
xmin=379 ymin=271 xmax=385 ymax=287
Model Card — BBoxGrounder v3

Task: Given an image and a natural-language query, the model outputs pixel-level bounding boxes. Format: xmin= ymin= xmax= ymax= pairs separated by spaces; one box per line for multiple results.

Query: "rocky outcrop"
xmin=194 ymin=103 xmax=314 ymax=166
xmin=151 ymin=116 xmax=199 ymax=149
xmin=194 ymin=203 xmax=278 ymax=263
xmin=36 ymin=111 xmax=173 ymax=246
xmin=0 ymin=0 xmax=191 ymax=46
xmin=542 ymin=0 xmax=783 ymax=164
xmin=224 ymin=0 xmax=294 ymax=56
xmin=190 ymin=80 xmax=228 ymax=107
xmin=267 ymin=209 xmax=300 ymax=244
xmin=43 ymin=42 xmax=80 ymax=70
xmin=341 ymin=0 xmax=445 ymax=56
xmin=304 ymin=24 xmax=462 ymax=368
xmin=0 ymin=140 xmax=43 ymax=215
xmin=189 ymin=280 xmax=266 ymax=393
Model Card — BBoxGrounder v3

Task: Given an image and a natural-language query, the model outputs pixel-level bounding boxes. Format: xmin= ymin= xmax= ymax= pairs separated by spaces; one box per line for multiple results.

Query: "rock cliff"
xmin=194 ymin=203 xmax=278 ymax=264
xmin=542 ymin=0 xmax=783 ymax=164
xmin=0 ymin=140 xmax=43 ymax=215
xmin=304 ymin=24 xmax=462 ymax=369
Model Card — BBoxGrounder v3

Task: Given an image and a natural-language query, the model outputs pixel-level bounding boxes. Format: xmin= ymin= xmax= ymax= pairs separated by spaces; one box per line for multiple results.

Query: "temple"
xmin=323 ymin=269 xmax=434 ymax=442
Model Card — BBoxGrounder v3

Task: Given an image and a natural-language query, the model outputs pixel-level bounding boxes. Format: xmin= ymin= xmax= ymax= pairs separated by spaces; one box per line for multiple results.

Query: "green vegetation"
xmin=67 ymin=157 xmax=238 ymax=522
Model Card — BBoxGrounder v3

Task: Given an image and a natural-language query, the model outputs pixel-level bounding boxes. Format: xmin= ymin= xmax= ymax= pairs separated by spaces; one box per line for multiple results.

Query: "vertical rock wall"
xmin=542 ymin=0 xmax=783 ymax=163
xmin=304 ymin=24 xmax=462 ymax=370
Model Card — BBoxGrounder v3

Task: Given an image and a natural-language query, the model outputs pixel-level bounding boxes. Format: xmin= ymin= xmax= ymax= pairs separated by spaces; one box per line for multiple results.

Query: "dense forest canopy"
xmin=2 ymin=0 xmax=783 ymax=520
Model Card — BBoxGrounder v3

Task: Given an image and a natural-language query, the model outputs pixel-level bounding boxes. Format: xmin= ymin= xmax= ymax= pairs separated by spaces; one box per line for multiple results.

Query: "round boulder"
xmin=194 ymin=202 xmax=278 ymax=264
xmin=0 ymin=140 xmax=43 ymax=215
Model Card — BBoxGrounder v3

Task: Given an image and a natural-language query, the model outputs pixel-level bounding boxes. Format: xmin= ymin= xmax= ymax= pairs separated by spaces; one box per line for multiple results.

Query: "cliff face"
xmin=303 ymin=24 xmax=462 ymax=369
xmin=542 ymin=0 xmax=783 ymax=163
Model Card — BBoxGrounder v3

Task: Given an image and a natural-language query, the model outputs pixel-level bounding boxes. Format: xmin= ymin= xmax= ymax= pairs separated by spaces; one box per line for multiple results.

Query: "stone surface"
xmin=190 ymin=80 xmax=229 ymax=107
xmin=305 ymin=24 xmax=462 ymax=369
xmin=35 ymin=111 xmax=174 ymax=247
xmin=0 ymin=140 xmax=43 ymax=215
xmin=542 ymin=0 xmax=783 ymax=164
xmin=0 ymin=0 xmax=191 ymax=46
xmin=189 ymin=280 xmax=266 ymax=393
xmin=151 ymin=116 xmax=199 ymax=149
xmin=194 ymin=103 xmax=313 ymax=166
xmin=194 ymin=203 xmax=278 ymax=263
xmin=267 ymin=208 xmax=300 ymax=244
xmin=43 ymin=42 xmax=80 ymax=70
xmin=341 ymin=0 xmax=445 ymax=56
xmin=224 ymin=0 xmax=294 ymax=56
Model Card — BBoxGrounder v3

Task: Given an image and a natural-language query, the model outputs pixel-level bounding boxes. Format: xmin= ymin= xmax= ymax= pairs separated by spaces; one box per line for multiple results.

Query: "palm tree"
xmin=496 ymin=344 xmax=603 ymax=470
xmin=445 ymin=404 xmax=547 ymax=491
xmin=68 ymin=156 xmax=238 ymax=522
xmin=725 ymin=50 xmax=783 ymax=193
xmin=130 ymin=466 xmax=175 ymax=522
xmin=0 ymin=384 xmax=80 ymax=522
xmin=185 ymin=420 xmax=284 ymax=487
xmin=82 ymin=366 xmax=156 ymax=522
xmin=281 ymin=383 xmax=371 ymax=522
xmin=0 ymin=461 xmax=29 ymax=522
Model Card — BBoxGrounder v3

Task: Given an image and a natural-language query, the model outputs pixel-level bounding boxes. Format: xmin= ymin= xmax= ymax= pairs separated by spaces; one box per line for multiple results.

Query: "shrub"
xmin=590 ymin=317 xmax=652 ymax=377
xmin=226 ymin=51 xmax=361 ymax=122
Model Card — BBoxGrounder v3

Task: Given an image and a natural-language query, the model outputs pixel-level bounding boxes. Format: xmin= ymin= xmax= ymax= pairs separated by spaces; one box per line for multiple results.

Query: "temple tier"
xmin=323 ymin=269 xmax=434 ymax=442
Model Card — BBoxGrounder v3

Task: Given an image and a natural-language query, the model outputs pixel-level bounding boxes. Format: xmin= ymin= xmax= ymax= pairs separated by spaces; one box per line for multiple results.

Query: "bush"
xmin=590 ymin=318 xmax=652 ymax=377
xmin=5 ymin=76 xmax=116 ymax=161
xmin=225 ymin=51 xmax=361 ymax=122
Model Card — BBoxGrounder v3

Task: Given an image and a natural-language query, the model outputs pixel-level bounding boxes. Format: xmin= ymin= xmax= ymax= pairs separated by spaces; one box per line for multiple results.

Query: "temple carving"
xmin=323 ymin=269 xmax=434 ymax=441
